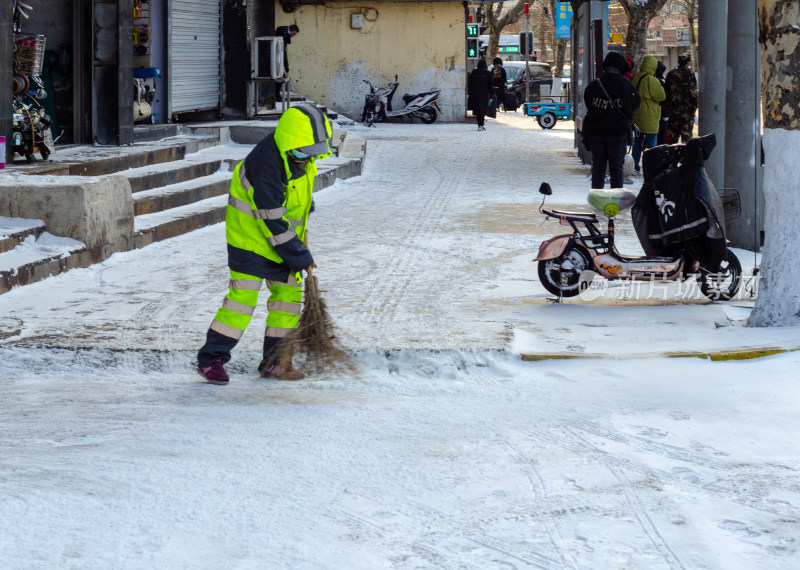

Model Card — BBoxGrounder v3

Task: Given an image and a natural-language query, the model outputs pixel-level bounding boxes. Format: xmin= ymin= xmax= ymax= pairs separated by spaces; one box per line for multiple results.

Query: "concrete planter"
xmin=0 ymin=176 xmax=135 ymax=250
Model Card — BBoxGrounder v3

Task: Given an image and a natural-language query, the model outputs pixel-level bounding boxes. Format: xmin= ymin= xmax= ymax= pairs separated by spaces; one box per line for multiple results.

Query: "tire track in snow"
xmin=498 ymin=439 xmax=578 ymax=569
xmin=514 ymin=423 xmax=687 ymax=567
xmin=350 ymin=130 xmax=486 ymax=344
xmin=560 ymin=418 xmax=800 ymax=520
xmin=560 ymin=426 xmax=687 ymax=570
xmin=327 ymin=490 xmax=566 ymax=568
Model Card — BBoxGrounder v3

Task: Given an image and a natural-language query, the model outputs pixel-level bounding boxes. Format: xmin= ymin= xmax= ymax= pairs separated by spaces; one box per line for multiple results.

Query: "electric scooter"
xmin=361 ymin=76 xmax=441 ymax=126
xmin=534 ymin=135 xmax=742 ymax=302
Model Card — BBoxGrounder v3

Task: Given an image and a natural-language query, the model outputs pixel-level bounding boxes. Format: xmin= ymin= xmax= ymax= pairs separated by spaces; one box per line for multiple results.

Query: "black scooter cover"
xmin=631 ymin=134 xmax=728 ymax=271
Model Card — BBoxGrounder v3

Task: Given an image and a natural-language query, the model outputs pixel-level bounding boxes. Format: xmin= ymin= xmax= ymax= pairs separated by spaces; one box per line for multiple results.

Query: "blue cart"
xmin=523 ymin=102 xmax=571 ymax=129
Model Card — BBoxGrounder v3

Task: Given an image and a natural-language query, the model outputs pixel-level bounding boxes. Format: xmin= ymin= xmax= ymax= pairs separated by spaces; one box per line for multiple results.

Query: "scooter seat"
xmin=587 ymin=188 xmax=637 ymax=217
xmin=403 ymin=91 xmax=437 ymax=103
xmin=549 ymin=209 xmax=598 ymax=223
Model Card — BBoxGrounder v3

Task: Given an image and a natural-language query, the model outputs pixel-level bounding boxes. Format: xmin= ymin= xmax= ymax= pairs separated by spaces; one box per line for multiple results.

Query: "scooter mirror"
xmin=539 ymin=182 xmax=552 ymax=196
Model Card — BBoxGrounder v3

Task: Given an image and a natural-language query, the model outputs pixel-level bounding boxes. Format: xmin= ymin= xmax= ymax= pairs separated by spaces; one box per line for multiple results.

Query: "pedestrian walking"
xmin=490 ymin=57 xmax=507 ymax=111
xmin=582 ymin=51 xmax=640 ymax=189
xmin=665 ymin=52 xmax=699 ymax=144
xmin=655 ymin=60 xmax=670 ymax=145
xmin=631 ymin=55 xmax=666 ymax=175
xmin=468 ymin=59 xmax=493 ymax=131
xmin=196 ymin=103 xmax=332 ymax=385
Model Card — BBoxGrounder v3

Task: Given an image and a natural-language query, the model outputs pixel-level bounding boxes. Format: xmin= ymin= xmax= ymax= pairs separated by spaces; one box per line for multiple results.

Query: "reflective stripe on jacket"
xmin=225 ymin=104 xmax=331 ymax=275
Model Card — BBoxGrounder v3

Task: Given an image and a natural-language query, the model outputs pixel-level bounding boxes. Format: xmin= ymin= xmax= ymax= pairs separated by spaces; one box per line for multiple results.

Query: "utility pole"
xmin=575 ymin=1 xmax=607 ymax=164
xmin=0 ymin=1 xmax=11 ymax=165
xmin=525 ymin=3 xmax=530 ymax=105
xmin=724 ymin=0 xmax=763 ymax=251
xmin=698 ymin=0 xmax=728 ymax=187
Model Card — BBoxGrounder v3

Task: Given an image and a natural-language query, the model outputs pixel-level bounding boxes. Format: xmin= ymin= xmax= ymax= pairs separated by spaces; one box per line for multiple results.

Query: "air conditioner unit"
xmin=252 ymin=36 xmax=284 ymax=80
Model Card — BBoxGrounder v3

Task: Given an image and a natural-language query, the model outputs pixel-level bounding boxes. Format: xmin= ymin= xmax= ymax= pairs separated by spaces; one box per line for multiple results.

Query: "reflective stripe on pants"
xmin=264 ymin=275 xmax=303 ymax=339
xmin=207 ymin=270 xmax=302 ymax=344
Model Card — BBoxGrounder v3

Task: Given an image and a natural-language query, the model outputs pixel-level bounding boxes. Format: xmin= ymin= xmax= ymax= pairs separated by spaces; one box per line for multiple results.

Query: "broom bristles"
xmin=273 ymin=273 xmax=353 ymax=374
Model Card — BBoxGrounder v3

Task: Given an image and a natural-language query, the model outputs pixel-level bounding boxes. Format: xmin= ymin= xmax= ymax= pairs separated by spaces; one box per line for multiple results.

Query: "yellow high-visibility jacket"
xmin=225 ymin=103 xmax=332 ymax=279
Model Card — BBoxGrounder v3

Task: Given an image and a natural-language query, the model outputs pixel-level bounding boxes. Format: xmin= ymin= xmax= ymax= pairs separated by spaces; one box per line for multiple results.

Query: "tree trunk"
xmin=748 ymin=0 xmax=800 ymax=326
xmin=554 ymin=38 xmax=567 ymax=75
xmin=547 ymin=0 xmax=567 ymax=76
xmin=618 ymin=0 xmax=669 ymax=71
xmin=687 ymin=14 xmax=698 ymax=66
xmin=485 ymin=1 xmax=526 ymax=62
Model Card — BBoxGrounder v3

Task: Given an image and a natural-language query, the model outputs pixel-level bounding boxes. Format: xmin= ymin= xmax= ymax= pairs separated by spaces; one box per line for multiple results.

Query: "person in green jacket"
xmin=631 ymin=55 xmax=666 ymax=174
xmin=196 ymin=103 xmax=332 ymax=385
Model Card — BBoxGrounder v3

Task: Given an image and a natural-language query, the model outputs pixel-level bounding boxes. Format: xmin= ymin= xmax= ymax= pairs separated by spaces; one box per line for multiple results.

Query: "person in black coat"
xmin=655 ymin=60 xmax=670 ymax=145
xmin=275 ymin=24 xmax=299 ymax=74
xmin=468 ymin=59 xmax=494 ymax=130
xmin=582 ymin=51 xmax=641 ymax=188
xmin=490 ymin=57 xmax=508 ymax=109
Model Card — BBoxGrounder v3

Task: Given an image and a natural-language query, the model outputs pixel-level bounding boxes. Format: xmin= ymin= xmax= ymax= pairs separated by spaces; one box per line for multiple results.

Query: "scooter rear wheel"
xmin=699 ymin=248 xmax=742 ymax=301
xmin=418 ymin=108 xmax=437 ymax=124
xmin=538 ymin=244 xmax=593 ymax=298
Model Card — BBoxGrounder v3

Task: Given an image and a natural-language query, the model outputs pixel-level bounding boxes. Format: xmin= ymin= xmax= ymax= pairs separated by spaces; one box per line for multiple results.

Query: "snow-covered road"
xmin=2 ymin=114 xmax=799 ymax=568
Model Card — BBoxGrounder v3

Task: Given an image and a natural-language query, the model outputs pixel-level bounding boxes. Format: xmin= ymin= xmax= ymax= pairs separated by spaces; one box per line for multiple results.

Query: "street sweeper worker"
xmin=196 ymin=102 xmax=331 ymax=385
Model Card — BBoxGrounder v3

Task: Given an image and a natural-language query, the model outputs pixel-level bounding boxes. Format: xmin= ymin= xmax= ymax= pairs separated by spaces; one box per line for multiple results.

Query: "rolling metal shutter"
xmin=168 ymin=0 xmax=221 ymax=116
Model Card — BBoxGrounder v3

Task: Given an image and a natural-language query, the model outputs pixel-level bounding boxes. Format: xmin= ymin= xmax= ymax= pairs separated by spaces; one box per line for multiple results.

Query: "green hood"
xmin=631 ymin=55 xmax=666 ymax=134
xmin=639 ymin=55 xmax=658 ymax=76
xmin=273 ymin=103 xmax=332 ymax=158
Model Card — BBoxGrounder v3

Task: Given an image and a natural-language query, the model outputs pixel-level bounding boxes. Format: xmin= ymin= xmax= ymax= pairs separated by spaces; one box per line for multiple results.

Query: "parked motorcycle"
xmin=534 ymin=134 xmax=742 ymax=302
xmin=361 ymin=76 xmax=441 ymax=126
xmin=12 ymin=75 xmax=54 ymax=162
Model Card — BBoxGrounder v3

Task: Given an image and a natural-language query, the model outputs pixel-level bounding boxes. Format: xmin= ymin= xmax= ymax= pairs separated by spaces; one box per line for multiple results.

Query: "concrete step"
xmin=0 ymin=231 xmax=88 ymax=295
xmin=125 ymin=158 xmax=237 ymax=194
xmin=0 ymin=118 xmax=367 ymax=295
xmin=11 ymin=134 xmax=221 ymax=177
xmin=0 ymin=217 xmax=46 ymax=254
xmin=132 ymin=124 xmax=183 ymax=143
xmin=132 ymin=171 xmax=232 ymax=215
xmin=133 ymin=194 xmax=228 ymax=248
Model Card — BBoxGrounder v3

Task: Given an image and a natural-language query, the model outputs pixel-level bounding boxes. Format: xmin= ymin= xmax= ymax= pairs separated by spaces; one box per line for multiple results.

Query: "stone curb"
xmin=520 ymin=346 xmax=800 ymax=362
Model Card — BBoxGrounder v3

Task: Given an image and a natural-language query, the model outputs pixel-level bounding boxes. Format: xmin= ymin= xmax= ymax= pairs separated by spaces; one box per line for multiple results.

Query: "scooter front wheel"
xmin=417 ymin=108 xmax=437 ymax=124
xmin=538 ymin=244 xmax=593 ymax=298
xmin=699 ymin=249 xmax=742 ymax=301
xmin=362 ymin=108 xmax=375 ymax=127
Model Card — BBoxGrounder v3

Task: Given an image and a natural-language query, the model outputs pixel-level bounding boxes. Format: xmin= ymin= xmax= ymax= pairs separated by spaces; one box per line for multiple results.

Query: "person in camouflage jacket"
xmin=665 ymin=53 xmax=698 ymax=143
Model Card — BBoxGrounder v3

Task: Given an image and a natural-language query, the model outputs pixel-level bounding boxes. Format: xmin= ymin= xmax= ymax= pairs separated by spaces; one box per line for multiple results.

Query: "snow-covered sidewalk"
xmin=1 ymin=113 xmax=799 ymax=568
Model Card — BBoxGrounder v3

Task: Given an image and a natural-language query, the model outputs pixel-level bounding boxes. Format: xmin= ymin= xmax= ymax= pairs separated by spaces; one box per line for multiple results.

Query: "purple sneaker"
xmin=197 ymin=359 xmax=229 ymax=385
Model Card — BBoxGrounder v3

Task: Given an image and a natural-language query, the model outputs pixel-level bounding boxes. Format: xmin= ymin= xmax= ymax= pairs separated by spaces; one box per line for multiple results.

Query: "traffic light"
xmin=466 ymin=38 xmax=479 ymax=59
xmin=519 ymin=31 xmax=534 ymax=56
xmin=466 ymin=23 xmax=479 ymax=59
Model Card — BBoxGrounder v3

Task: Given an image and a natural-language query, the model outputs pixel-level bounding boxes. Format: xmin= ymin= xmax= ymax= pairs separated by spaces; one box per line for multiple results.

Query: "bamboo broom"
xmin=273 ymin=268 xmax=352 ymax=374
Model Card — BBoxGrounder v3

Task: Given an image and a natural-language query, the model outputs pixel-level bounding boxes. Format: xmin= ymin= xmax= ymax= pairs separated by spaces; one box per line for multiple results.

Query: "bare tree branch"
xmin=485 ymin=1 xmax=527 ymax=61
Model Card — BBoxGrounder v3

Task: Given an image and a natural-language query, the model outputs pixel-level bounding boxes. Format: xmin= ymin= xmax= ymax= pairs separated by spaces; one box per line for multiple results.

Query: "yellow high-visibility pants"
xmin=198 ymin=270 xmax=302 ymax=366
